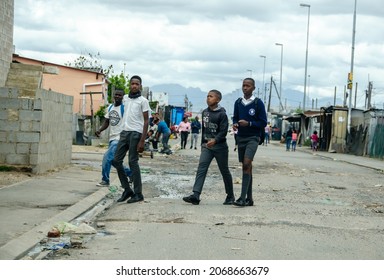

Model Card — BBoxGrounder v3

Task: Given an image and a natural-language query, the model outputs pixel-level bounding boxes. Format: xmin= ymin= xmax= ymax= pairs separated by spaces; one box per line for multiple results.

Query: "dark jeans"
xmin=112 ymin=131 xmax=142 ymax=194
xmin=180 ymin=131 xmax=189 ymax=149
xmin=192 ymin=142 xmax=234 ymax=197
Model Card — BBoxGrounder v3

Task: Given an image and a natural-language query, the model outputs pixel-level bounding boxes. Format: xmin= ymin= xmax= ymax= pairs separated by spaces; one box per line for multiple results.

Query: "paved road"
xmin=44 ymin=138 xmax=384 ymax=260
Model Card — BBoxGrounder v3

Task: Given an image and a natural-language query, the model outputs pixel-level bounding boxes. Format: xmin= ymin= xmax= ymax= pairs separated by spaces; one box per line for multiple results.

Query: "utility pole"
xmin=268 ymin=76 xmax=273 ymax=113
xmin=347 ymin=0 xmax=357 ymax=134
xmin=367 ymin=82 xmax=372 ymax=109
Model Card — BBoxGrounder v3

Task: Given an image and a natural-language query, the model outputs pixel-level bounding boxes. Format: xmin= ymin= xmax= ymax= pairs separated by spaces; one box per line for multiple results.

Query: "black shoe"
xmin=245 ymin=198 xmax=254 ymax=206
xmin=194 ymin=147 xmax=197 ymax=150
xmin=117 ymin=188 xmax=134 ymax=202
xmin=127 ymin=193 xmax=144 ymax=204
xmin=233 ymin=198 xmax=246 ymax=207
xmin=183 ymin=194 xmax=200 ymax=205
xmin=190 ymin=146 xmax=193 ymax=149
xmin=223 ymin=195 xmax=235 ymax=205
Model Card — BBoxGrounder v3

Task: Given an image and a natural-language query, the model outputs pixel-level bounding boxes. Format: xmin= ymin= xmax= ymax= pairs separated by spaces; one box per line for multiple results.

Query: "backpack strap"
xmin=108 ymin=104 xmax=124 ymax=117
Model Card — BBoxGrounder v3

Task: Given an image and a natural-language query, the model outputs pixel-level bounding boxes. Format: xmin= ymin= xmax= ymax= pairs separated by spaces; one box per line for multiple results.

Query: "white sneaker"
xmin=96 ymin=181 xmax=109 ymax=187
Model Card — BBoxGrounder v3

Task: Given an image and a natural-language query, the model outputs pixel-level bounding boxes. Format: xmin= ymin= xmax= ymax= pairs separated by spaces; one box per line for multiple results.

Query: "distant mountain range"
xmin=150 ymin=83 xmax=345 ymax=115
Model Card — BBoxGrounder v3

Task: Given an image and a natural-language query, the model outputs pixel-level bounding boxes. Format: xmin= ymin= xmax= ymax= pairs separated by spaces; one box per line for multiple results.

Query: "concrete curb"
xmin=0 ymin=187 xmax=110 ymax=260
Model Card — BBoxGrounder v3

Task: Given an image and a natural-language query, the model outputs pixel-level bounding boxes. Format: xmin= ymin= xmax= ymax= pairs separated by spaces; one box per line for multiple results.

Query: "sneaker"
xmin=183 ymin=194 xmax=200 ymax=205
xmin=96 ymin=181 xmax=109 ymax=187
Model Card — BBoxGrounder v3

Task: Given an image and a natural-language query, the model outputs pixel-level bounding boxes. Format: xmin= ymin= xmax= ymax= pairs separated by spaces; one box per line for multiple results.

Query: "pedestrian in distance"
xmin=154 ymin=117 xmax=172 ymax=154
xmin=178 ymin=116 xmax=191 ymax=149
xmin=285 ymin=127 xmax=293 ymax=151
xmin=112 ymin=75 xmax=150 ymax=203
xmin=291 ymin=129 xmax=298 ymax=151
xmin=95 ymin=90 xmax=132 ymax=187
xmin=183 ymin=89 xmax=235 ymax=205
xmin=263 ymin=124 xmax=270 ymax=146
xmin=232 ymin=78 xmax=267 ymax=207
xmin=310 ymin=130 xmax=319 ymax=152
xmin=190 ymin=116 xmax=201 ymax=149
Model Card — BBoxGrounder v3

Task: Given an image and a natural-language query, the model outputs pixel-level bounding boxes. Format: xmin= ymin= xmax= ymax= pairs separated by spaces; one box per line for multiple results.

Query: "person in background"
xmin=190 ymin=116 xmax=201 ymax=149
xmin=285 ymin=127 xmax=293 ymax=151
xmin=183 ymin=90 xmax=235 ymax=205
xmin=154 ymin=117 xmax=172 ymax=154
xmin=112 ymin=75 xmax=150 ymax=204
xmin=311 ymin=130 xmax=319 ymax=152
xmin=95 ymin=90 xmax=131 ymax=187
xmin=263 ymin=124 xmax=270 ymax=146
xmin=232 ymin=78 xmax=267 ymax=207
xmin=291 ymin=129 xmax=298 ymax=151
xmin=178 ymin=116 xmax=191 ymax=149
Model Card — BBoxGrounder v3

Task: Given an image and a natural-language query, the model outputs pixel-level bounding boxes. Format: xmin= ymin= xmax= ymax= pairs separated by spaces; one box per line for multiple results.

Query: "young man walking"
xmin=112 ymin=75 xmax=150 ymax=203
xmin=232 ymin=78 xmax=267 ymax=207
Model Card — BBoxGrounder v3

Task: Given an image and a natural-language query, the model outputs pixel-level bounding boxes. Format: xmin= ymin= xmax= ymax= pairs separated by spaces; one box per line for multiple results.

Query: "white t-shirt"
xmin=105 ymin=104 xmax=124 ymax=141
xmin=122 ymin=95 xmax=150 ymax=133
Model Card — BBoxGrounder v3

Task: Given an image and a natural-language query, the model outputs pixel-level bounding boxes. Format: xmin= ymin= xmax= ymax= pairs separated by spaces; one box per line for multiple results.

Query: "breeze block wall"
xmin=0 ymin=87 xmax=73 ymax=173
xmin=0 ymin=0 xmax=14 ymax=87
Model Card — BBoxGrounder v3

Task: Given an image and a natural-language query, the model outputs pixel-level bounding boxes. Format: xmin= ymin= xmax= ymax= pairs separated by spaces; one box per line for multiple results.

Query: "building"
xmin=12 ymin=54 xmax=109 ymax=117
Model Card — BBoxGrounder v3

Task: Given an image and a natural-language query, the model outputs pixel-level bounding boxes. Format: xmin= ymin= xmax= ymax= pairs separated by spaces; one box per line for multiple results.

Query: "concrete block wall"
xmin=0 ymin=87 xmax=74 ymax=173
xmin=0 ymin=0 xmax=14 ymax=87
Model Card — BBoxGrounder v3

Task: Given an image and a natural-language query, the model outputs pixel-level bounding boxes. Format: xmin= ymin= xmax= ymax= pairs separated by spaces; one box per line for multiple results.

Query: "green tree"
xmin=107 ymin=72 xmax=130 ymax=103
xmin=67 ymin=52 xmax=132 ymax=116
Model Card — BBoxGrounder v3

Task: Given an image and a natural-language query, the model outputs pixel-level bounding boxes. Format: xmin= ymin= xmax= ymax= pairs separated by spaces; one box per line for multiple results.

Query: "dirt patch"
xmin=0 ymin=171 xmax=33 ymax=188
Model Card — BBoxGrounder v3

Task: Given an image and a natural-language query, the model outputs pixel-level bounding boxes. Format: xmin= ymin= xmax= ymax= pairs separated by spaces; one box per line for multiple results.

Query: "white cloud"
xmin=13 ymin=0 xmax=384 ymax=108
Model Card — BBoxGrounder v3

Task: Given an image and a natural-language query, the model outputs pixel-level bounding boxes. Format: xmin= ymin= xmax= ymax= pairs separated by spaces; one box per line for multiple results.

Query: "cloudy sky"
xmin=13 ymin=0 xmax=384 ymax=108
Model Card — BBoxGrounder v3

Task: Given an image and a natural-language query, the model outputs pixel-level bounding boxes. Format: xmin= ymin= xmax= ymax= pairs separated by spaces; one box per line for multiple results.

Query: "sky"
xmin=13 ymin=0 xmax=384 ymax=109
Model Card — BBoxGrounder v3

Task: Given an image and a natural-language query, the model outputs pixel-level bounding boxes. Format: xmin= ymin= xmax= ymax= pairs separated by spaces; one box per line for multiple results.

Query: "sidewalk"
xmin=0 ymin=142 xmax=383 ymax=260
xmin=0 ymin=149 xmax=116 ymax=260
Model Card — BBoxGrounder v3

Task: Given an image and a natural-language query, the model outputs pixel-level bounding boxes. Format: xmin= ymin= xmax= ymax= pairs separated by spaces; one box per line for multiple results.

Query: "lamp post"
xmin=275 ymin=43 xmax=283 ymax=105
xmin=308 ymin=74 xmax=311 ymax=108
xmin=246 ymin=69 xmax=253 ymax=77
xmin=300 ymin=3 xmax=311 ymax=112
xmin=260 ymin=55 xmax=266 ymax=103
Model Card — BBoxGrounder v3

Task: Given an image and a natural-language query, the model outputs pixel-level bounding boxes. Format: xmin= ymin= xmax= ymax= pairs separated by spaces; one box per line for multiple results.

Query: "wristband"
xmin=249 ymin=121 xmax=252 ymax=127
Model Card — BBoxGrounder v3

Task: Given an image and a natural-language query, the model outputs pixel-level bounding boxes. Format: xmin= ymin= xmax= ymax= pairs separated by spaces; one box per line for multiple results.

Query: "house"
xmin=12 ymin=54 xmax=109 ymax=117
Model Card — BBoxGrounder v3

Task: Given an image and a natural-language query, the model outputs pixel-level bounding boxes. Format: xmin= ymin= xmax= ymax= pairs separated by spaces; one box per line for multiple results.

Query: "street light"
xmin=275 ymin=43 xmax=283 ymax=105
xmin=300 ymin=3 xmax=311 ymax=111
xmin=246 ymin=69 xmax=253 ymax=77
xmin=260 ymin=55 xmax=266 ymax=103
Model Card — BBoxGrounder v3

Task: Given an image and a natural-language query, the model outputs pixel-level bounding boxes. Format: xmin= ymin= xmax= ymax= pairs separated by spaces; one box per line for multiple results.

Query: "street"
xmin=48 ymin=137 xmax=384 ymax=260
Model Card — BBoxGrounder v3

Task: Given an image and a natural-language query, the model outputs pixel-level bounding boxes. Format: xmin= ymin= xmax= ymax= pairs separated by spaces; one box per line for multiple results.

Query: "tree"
xmin=107 ymin=72 xmax=130 ymax=103
xmin=65 ymin=51 xmax=113 ymax=76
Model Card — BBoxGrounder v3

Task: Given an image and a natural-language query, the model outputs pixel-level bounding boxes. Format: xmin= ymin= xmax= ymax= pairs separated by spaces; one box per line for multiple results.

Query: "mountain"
xmin=149 ymin=83 xmax=345 ymax=115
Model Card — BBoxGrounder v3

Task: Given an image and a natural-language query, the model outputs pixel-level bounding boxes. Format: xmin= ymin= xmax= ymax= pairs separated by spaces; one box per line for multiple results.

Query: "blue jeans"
xmin=161 ymin=132 xmax=171 ymax=151
xmin=102 ymin=140 xmax=131 ymax=184
xmin=286 ymin=137 xmax=292 ymax=151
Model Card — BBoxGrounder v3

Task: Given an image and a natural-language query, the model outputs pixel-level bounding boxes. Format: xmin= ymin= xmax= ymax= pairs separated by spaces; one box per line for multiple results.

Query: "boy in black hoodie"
xmin=183 ymin=90 xmax=235 ymax=205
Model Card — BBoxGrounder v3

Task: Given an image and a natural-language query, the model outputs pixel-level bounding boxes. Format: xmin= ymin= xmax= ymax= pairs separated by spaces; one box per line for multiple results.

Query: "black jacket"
xmin=201 ymin=105 xmax=228 ymax=145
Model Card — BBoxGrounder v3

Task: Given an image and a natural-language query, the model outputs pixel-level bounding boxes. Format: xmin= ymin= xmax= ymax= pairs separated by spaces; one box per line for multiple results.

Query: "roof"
xmin=12 ymin=54 xmax=107 ymax=77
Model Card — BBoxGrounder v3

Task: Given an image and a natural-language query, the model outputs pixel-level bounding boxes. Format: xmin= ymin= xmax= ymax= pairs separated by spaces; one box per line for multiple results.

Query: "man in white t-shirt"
xmin=95 ymin=90 xmax=131 ymax=186
xmin=112 ymin=75 xmax=150 ymax=203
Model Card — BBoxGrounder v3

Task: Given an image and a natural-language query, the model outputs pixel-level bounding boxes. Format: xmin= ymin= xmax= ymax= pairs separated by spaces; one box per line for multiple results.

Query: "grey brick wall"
xmin=0 ymin=0 xmax=14 ymax=87
xmin=0 ymin=87 xmax=74 ymax=173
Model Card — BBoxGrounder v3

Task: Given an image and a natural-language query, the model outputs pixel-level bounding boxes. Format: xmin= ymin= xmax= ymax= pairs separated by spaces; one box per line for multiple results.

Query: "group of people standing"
xmin=96 ymin=76 xmax=268 ymax=208
xmin=176 ymin=116 xmax=202 ymax=150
